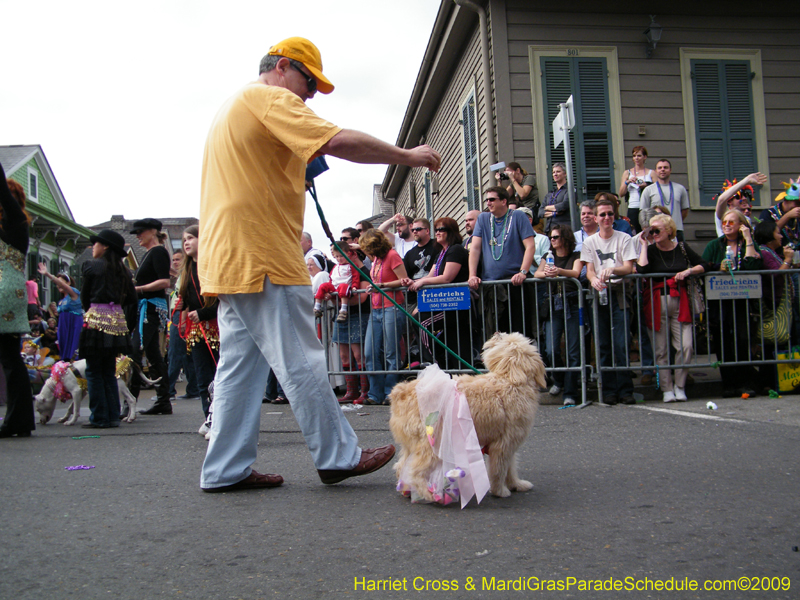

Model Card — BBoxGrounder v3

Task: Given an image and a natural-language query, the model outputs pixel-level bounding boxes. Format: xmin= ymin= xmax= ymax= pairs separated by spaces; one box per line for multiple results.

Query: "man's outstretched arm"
xmin=320 ymin=129 xmax=441 ymax=171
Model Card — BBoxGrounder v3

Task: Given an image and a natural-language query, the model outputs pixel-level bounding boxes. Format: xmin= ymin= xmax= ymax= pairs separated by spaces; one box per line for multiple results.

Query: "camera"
xmin=498 ymin=172 xmax=510 ymax=181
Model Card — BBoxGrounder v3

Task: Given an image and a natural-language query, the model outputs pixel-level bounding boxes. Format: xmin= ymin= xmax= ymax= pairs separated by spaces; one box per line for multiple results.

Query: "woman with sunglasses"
xmin=359 ymin=229 xmax=408 ymax=405
xmin=702 ymin=209 xmax=763 ymax=397
xmin=534 ymin=224 xmax=582 ymax=405
xmin=637 ymin=214 xmax=710 ymax=402
xmin=408 ymin=217 xmax=472 ymax=369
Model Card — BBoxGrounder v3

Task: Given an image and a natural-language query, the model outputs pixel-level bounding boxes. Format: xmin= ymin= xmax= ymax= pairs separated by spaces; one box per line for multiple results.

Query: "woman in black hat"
xmin=129 ymin=218 xmax=172 ymax=414
xmin=79 ymin=230 xmax=136 ymax=427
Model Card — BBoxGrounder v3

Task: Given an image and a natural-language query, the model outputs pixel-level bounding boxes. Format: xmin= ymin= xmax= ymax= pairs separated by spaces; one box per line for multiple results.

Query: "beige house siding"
xmin=394 ymin=27 xmax=486 ymax=231
xmin=384 ymin=1 xmax=798 ymax=250
xmin=502 ymin=5 xmax=797 ymax=243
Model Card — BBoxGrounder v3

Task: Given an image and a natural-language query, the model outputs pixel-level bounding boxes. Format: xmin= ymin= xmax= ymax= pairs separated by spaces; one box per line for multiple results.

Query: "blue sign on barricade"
xmin=417 ymin=287 xmax=471 ymax=312
xmin=705 ymin=274 xmax=762 ymax=300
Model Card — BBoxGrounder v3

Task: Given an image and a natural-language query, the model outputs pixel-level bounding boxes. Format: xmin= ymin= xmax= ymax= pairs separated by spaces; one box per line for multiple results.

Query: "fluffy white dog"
xmin=34 ymin=358 xmax=159 ymax=425
xmin=389 ymin=332 xmax=546 ymax=501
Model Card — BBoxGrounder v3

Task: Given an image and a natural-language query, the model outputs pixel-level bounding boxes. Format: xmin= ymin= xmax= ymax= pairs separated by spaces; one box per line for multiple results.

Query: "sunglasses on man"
xmin=290 ymin=63 xmax=317 ymax=94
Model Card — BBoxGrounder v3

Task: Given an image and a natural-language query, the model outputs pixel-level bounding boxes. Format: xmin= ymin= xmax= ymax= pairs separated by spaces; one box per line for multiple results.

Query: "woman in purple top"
xmin=754 ymin=219 xmax=794 ymax=307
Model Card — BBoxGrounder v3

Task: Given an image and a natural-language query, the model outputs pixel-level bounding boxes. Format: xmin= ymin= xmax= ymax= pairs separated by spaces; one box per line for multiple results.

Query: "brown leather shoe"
xmin=317 ymin=445 xmax=396 ymax=485
xmin=201 ymin=469 xmax=284 ymax=493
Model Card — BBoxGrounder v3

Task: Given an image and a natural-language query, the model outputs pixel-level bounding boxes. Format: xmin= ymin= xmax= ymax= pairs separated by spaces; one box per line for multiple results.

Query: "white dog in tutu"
xmin=34 ymin=357 xmax=159 ymax=425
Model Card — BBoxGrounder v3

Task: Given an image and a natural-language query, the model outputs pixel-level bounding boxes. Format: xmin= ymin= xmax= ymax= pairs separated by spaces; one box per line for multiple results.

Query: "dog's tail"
xmin=127 ymin=360 xmax=163 ymax=386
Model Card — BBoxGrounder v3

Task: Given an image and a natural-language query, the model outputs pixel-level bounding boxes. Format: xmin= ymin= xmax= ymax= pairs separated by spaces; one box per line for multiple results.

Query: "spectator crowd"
xmin=309 ymin=148 xmax=798 ymax=407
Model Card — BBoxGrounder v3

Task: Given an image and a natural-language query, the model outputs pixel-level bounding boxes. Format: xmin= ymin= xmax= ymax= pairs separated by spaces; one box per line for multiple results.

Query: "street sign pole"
xmin=562 ymin=97 xmax=578 ymax=231
xmin=553 ymin=96 xmax=578 ymax=231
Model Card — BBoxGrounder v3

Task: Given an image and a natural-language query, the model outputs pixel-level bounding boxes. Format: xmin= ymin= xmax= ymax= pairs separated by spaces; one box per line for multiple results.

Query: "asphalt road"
xmin=1 ymin=388 xmax=799 ymax=600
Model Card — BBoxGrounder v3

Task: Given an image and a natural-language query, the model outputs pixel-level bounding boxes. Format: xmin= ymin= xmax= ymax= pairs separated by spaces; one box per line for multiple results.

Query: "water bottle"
xmin=725 ymin=247 xmax=733 ymax=271
xmin=793 ymin=249 xmax=800 ymax=267
xmin=598 ymin=286 xmax=608 ymax=306
xmin=546 ymin=253 xmax=555 ymax=269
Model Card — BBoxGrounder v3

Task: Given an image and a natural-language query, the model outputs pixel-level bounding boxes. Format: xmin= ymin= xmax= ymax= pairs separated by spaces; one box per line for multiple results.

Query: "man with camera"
xmin=495 ymin=161 xmax=539 ymax=210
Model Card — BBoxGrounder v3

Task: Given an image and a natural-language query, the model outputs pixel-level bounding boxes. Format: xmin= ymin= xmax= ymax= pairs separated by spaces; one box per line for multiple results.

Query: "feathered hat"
xmin=775 ymin=178 xmax=800 ymax=203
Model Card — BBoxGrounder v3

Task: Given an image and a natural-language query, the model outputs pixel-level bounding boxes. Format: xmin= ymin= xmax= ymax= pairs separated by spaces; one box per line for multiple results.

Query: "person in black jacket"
xmin=130 ymin=218 xmax=172 ymax=415
xmin=175 ymin=225 xmax=219 ymax=427
xmin=0 ymin=165 xmax=36 ymax=438
xmin=79 ymin=230 xmax=136 ymax=428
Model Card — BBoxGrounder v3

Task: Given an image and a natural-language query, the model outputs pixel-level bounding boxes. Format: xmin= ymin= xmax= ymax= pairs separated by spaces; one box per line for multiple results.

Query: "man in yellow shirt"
xmin=199 ymin=37 xmax=440 ymax=492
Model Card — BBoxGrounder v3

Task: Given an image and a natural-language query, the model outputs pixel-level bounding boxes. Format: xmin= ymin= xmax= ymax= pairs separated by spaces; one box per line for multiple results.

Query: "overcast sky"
xmin=1 ymin=0 xmax=440 ymax=254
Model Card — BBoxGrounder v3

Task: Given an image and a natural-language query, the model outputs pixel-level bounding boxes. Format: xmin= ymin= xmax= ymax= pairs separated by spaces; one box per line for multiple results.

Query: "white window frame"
xmin=27 ymin=167 xmax=39 ymax=203
xmin=459 ymin=83 xmax=482 ymax=211
xmin=528 ymin=46 xmax=625 ymax=202
xmin=679 ymin=48 xmax=770 ymax=209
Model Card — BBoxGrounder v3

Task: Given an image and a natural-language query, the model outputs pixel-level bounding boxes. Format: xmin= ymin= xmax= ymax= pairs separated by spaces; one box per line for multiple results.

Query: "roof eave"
xmin=382 ymin=2 xmax=478 ymax=199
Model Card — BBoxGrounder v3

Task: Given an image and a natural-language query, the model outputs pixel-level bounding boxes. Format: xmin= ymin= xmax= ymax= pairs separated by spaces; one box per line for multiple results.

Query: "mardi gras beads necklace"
xmin=490 ymin=210 xmax=515 ymax=261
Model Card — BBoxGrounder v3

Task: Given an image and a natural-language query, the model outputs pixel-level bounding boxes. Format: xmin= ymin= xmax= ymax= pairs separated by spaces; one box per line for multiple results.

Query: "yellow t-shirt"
xmin=199 ymin=83 xmax=341 ymax=294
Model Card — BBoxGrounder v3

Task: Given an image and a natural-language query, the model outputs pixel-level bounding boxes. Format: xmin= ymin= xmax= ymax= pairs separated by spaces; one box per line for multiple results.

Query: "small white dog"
xmin=389 ymin=332 xmax=546 ymax=501
xmin=34 ymin=357 xmax=159 ymax=425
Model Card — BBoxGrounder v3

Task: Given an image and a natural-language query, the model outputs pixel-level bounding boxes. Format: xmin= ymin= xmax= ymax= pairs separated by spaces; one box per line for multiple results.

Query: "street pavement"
xmin=1 ymin=383 xmax=799 ymax=600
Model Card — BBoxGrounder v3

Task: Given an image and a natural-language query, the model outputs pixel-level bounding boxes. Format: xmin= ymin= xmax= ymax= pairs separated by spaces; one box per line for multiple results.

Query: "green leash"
xmin=308 ymin=182 xmax=480 ymax=375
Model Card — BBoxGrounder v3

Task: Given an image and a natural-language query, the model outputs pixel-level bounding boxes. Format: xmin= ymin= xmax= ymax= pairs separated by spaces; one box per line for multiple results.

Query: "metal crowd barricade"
xmin=591 ymin=269 xmax=798 ymax=403
xmin=317 ymin=277 xmax=590 ymax=405
xmin=318 ymin=268 xmax=797 ymax=406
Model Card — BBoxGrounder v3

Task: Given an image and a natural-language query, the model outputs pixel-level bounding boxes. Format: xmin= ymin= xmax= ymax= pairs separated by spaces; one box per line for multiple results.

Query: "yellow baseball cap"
xmin=268 ymin=37 xmax=334 ymax=94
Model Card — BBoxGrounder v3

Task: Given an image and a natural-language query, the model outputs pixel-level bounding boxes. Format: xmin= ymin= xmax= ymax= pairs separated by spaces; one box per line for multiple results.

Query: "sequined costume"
xmin=0 ymin=162 xmax=36 ymax=436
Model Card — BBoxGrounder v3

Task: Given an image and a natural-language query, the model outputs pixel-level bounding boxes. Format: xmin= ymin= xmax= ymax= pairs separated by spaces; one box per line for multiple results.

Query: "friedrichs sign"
xmin=417 ymin=287 xmax=471 ymax=311
xmin=704 ymin=274 xmax=762 ymax=300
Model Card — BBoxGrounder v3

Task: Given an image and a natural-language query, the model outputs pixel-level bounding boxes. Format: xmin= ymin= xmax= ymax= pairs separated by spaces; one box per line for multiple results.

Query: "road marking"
xmin=633 ymin=405 xmax=747 ymax=423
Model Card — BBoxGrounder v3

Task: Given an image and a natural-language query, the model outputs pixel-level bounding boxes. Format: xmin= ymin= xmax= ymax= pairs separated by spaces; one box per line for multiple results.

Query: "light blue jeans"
xmin=200 ymin=276 xmax=361 ymax=489
xmin=365 ymin=306 xmax=405 ymax=403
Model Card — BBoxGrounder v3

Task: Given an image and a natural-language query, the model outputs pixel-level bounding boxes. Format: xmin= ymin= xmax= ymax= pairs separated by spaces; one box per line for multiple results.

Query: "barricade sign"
xmin=777 ymin=347 xmax=800 ymax=393
xmin=417 ymin=286 xmax=471 ymax=312
xmin=704 ymin=274 xmax=762 ymax=300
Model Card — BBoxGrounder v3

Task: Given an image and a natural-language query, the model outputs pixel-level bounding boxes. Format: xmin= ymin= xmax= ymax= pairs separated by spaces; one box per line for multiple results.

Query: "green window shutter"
xmin=50 ymin=257 xmax=61 ymax=300
xmin=541 ymin=58 xmax=575 ymax=172
xmin=576 ymin=59 xmax=613 ymax=200
xmin=692 ymin=59 xmax=757 ymax=207
xmin=541 ymin=56 xmax=613 ymax=204
xmin=461 ymin=92 xmax=480 ymax=210
xmin=424 ymin=171 xmax=434 ymax=223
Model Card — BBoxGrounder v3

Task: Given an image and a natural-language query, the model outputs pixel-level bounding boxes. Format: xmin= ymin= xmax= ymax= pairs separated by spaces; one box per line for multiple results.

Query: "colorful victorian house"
xmin=0 ymin=145 xmax=94 ymax=307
